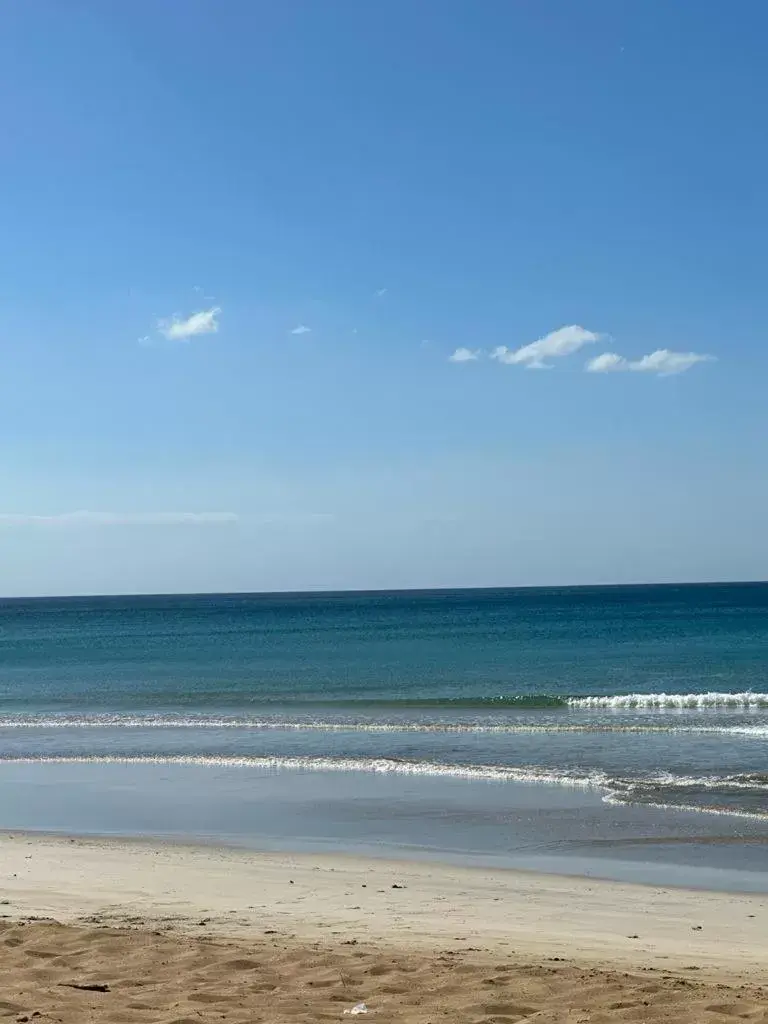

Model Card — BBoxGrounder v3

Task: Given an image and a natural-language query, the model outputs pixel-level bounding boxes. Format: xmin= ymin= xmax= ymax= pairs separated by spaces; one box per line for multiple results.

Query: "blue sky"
xmin=1 ymin=0 xmax=767 ymax=595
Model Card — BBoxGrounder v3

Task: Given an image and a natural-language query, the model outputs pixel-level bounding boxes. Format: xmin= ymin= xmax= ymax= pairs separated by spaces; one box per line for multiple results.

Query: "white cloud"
xmin=585 ymin=352 xmax=628 ymax=373
xmin=448 ymin=347 xmax=480 ymax=363
xmin=490 ymin=325 xmax=600 ymax=369
xmin=586 ymin=349 xmax=715 ymax=376
xmin=628 ymin=349 xmax=715 ymax=375
xmin=290 ymin=324 xmax=311 ymax=335
xmin=0 ymin=511 xmax=239 ymax=527
xmin=157 ymin=307 xmax=221 ymax=341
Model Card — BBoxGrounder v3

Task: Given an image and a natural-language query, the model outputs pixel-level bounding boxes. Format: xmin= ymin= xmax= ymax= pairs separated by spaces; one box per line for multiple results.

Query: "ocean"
xmin=1 ymin=584 xmax=767 ymax=889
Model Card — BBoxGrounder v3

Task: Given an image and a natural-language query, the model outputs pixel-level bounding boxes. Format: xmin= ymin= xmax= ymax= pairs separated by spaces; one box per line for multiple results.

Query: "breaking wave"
xmin=3 ymin=691 xmax=767 ymax=717
xmin=568 ymin=692 xmax=768 ymax=709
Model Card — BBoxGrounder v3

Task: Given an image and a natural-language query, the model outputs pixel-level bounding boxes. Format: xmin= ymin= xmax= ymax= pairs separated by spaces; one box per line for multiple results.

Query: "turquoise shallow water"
xmin=0 ymin=584 xmax=767 ymax=886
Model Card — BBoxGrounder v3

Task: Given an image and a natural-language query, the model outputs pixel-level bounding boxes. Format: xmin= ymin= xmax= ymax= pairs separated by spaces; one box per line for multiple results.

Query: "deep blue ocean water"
xmin=0 ymin=584 xmax=767 ymax=886
xmin=2 ymin=584 xmax=767 ymax=709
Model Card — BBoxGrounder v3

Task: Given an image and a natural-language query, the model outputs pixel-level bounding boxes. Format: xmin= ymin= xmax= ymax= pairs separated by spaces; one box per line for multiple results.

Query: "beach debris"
xmin=391 ymin=884 xmax=405 ymax=889
xmin=691 ymin=925 xmax=702 ymax=931
xmin=343 ymin=1002 xmax=369 ymax=1015
xmin=60 ymin=983 xmax=110 ymax=993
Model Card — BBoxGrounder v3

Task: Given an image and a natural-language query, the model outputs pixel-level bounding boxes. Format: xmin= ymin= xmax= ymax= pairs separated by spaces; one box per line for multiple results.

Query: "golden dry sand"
xmin=0 ymin=920 xmax=767 ymax=1024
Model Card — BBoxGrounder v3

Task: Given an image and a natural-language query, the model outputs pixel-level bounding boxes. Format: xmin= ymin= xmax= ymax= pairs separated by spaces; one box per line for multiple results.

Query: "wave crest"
xmin=568 ymin=692 xmax=768 ymax=709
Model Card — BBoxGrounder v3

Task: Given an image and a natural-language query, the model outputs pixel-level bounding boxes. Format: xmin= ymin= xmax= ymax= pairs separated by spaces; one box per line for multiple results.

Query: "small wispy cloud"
xmin=374 ymin=287 xmax=388 ymax=298
xmin=290 ymin=324 xmax=312 ymax=335
xmin=157 ymin=307 xmax=221 ymax=342
xmin=448 ymin=347 xmax=480 ymax=363
xmin=490 ymin=325 xmax=599 ymax=369
xmin=585 ymin=352 xmax=627 ymax=373
xmin=586 ymin=349 xmax=715 ymax=376
xmin=0 ymin=511 xmax=239 ymax=527
xmin=630 ymin=350 xmax=715 ymax=375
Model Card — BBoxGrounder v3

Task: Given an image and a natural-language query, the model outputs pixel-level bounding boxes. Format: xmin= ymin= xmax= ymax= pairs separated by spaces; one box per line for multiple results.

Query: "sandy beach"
xmin=0 ymin=833 xmax=766 ymax=1023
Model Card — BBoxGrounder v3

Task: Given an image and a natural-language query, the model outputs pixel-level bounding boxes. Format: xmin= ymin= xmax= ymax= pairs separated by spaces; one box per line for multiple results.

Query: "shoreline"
xmin=2 ymin=759 xmax=767 ymax=895
xmin=1 ymin=831 xmax=766 ymax=982
xmin=3 ymin=824 xmax=768 ymax=899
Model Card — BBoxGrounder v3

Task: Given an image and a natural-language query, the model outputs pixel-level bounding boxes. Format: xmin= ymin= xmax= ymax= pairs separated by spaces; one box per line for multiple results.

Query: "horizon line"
xmin=1 ymin=579 xmax=767 ymax=601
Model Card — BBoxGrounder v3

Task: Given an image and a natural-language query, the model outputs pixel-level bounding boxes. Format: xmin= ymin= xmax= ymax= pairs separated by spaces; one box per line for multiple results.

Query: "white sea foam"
xmin=611 ymin=771 xmax=768 ymax=792
xmin=603 ymin=792 xmax=768 ymax=821
xmin=568 ymin=691 xmax=768 ymax=709
xmin=0 ymin=715 xmax=765 ymax=736
xmin=0 ymin=753 xmax=608 ymax=788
